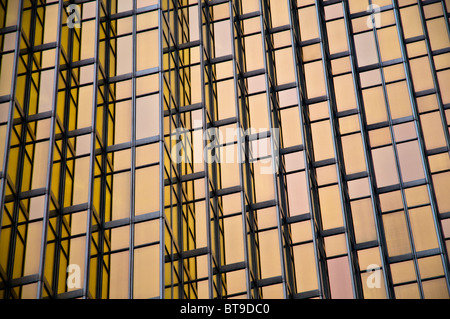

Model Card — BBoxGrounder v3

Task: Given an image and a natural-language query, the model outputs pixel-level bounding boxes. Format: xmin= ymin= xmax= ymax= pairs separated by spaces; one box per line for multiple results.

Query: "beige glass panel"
xmin=393 ymin=122 xmax=416 ymax=142
xmin=354 ymin=32 xmax=378 ymax=67
xmin=382 ymin=212 xmax=412 ymax=256
xmin=37 ymin=70 xmax=55 ymax=113
xmin=326 ymin=20 xmax=348 ymax=55
xmin=427 ymin=18 xmax=450 ymax=51
xmin=311 ymin=120 xmax=334 ymax=161
xmin=135 ymin=165 xmax=160 ymax=215
xmin=80 ymin=21 xmax=96 ymax=60
xmin=363 ymin=87 xmax=388 ymax=125
xmin=407 ymin=41 xmax=427 ymax=58
xmin=361 ymin=271 xmax=387 ymax=299
xmin=331 ymin=56 xmax=351 ymax=75
xmin=304 ymin=61 xmax=326 ymax=98
xmin=293 ymin=243 xmax=319 ymax=293
xmin=348 ymin=0 xmax=369 ymax=14
xmin=428 ymin=153 xmax=450 ymax=173
xmin=324 ymin=234 xmax=347 ymax=257
xmin=68 ymin=236 xmax=86 ymax=292
xmin=298 ymin=6 xmax=319 ymax=41
xmin=410 ymin=57 xmax=434 ymax=92
xmin=269 ymin=0 xmax=289 ymax=27
xmin=137 ymin=31 xmax=159 ymax=71
xmin=275 ymin=49 xmax=295 ymax=85
xmin=386 ymin=81 xmax=412 ymax=120
xmin=339 ymin=115 xmax=360 ymax=135
xmin=112 ymin=149 xmax=131 ymax=172
xmin=73 ymin=157 xmax=90 ymax=205
xmin=397 ymin=141 xmax=425 ymax=183
xmin=114 ymin=101 xmax=132 ymax=144
xmin=418 ymin=255 xmax=445 ymax=279
xmin=369 ymin=128 xmax=391 ymax=148
xmin=23 ymin=221 xmax=43 ymax=276
xmin=220 ymin=146 xmax=240 ymax=189
xmin=400 ymin=6 xmax=423 ymax=39
xmin=404 ymin=185 xmax=430 ymax=208
xmin=342 ymin=134 xmax=367 ymax=175
xmin=360 ymin=69 xmax=382 ymax=88
xmin=136 ymin=94 xmax=159 ymax=140
xmin=116 ymin=35 xmax=133 ymax=75
xmin=241 ymin=0 xmax=259 ymax=14
xmin=316 ymin=165 xmax=338 ymax=186
xmin=327 ymin=257 xmax=354 ymax=299
xmin=112 ymin=172 xmax=131 ymax=220
xmin=420 ymin=112 xmax=447 ymax=150
xmin=259 ymin=230 xmax=282 ymax=278
xmin=256 ymin=207 xmax=277 ymax=230
xmin=394 ymin=283 xmax=420 ymax=299
xmin=244 ymin=34 xmax=264 ymax=71
xmin=372 ymin=146 xmax=399 ymax=188
xmin=226 ymin=270 xmax=246 ymax=295
xmin=422 ymin=278 xmax=450 ymax=299
xmin=280 ymin=107 xmax=302 ymax=148
xmin=379 ymin=190 xmax=403 ymax=212
xmin=262 ymin=284 xmax=284 ymax=299
xmin=409 ymin=206 xmax=439 ymax=251
xmin=334 ymin=74 xmax=357 ymax=112
xmin=31 ymin=141 xmax=50 ymax=189
xmin=391 ymin=260 xmax=416 ymax=284
xmin=325 ymin=3 xmax=343 ymax=20
xmin=437 ymin=70 xmax=450 ymax=104
xmin=302 ymin=44 xmax=322 ymax=62
xmin=217 ymin=80 xmax=236 ymax=120
xmin=77 ymin=86 xmax=93 ymax=128
xmin=417 ymin=94 xmax=439 ymax=113
xmin=111 ymin=226 xmax=130 ymax=251
xmin=319 ymin=186 xmax=344 ymax=230
xmin=134 ymin=245 xmax=160 ymax=299
xmin=290 ymin=221 xmax=312 ymax=243
xmin=351 ymin=199 xmax=377 ymax=244
xmin=109 ymin=251 xmax=129 ymax=299
xmin=384 ymin=64 xmax=406 ymax=83
xmin=135 ymin=220 xmax=160 ymax=246
xmin=358 ymin=247 xmax=382 ymax=271
xmin=284 ymin=151 xmax=304 ymax=172
xmin=253 ymin=160 xmax=275 ymax=202
xmin=378 ymin=26 xmax=402 ymax=62
xmin=5 ymin=0 xmax=20 ymax=26
xmin=286 ymin=172 xmax=309 ymax=216
xmin=348 ymin=178 xmax=371 ymax=200
xmin=214 ymin=20 xmax=232 ymax=57
xmin=71 ymin=211 xmax=87 ymax=236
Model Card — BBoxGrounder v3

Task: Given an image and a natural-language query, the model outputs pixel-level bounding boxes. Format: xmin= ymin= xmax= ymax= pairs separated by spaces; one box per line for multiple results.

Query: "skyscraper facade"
xmin=0 ymin=0 xmax=450 ymax=299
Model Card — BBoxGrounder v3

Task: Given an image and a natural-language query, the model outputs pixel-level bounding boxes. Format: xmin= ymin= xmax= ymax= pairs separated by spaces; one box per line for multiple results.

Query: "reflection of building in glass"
xmin=0 ymin=0 xmax=450 ymax=299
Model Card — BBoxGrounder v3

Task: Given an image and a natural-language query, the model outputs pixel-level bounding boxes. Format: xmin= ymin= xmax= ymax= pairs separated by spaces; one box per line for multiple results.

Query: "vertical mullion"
xmin=197 ymin=0 xmax=214 ymax=299
xmin=287 ymin=0 xmax=330 ymax=299
xmin=158 ymin=0 xmax=166 ymax=300
xmin=342 ymin=0 xmax=394 ymax=299
xmin=314 ymin=0 xmax=362 ymax=299
xmin=36 ymin=0 xmax=63 ymax=299
xmin=129 ymin=0 xmax=137 ymax=300
xmin=229 ymin=0 xmax=252 ymax=299
xmin=258 ymin=0 xmax=288 ymax=299
xmin=82 ymin=0 xmax=101 ymax=299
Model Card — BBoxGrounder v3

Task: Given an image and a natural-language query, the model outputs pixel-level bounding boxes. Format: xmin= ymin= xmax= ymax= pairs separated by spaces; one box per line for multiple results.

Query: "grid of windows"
xmin=0 ymin=0 xmax=449 ymax=299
